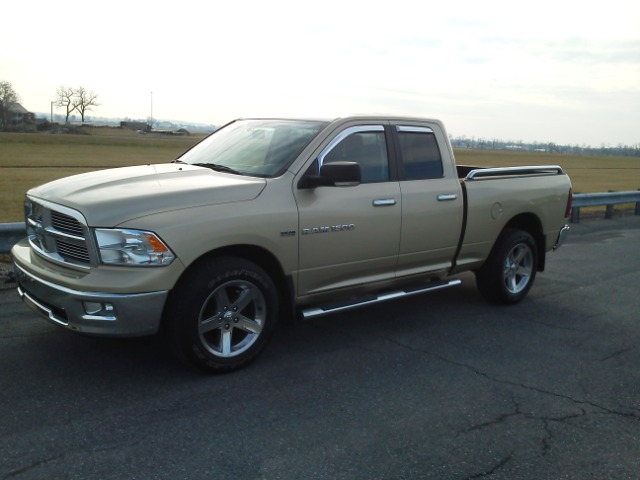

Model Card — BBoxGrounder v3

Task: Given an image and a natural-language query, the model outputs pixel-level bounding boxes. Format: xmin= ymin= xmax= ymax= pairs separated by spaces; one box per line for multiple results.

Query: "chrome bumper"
xmin=14 ymin=263 xmax=167 ymax=337
xmin=553 ymin=225 xmax=570 ymax=251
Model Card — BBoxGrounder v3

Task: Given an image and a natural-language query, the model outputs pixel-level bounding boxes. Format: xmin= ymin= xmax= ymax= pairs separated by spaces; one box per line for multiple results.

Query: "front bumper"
xmin=14 ymin=263 xmax=167 ymax=337
xmin=553 ymin=225 xmax=570 ymax=251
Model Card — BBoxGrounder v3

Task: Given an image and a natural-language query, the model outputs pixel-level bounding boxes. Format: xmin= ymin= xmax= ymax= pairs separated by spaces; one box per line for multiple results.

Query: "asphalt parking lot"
xmin=1 ymin=217 xmax=639 ymax=479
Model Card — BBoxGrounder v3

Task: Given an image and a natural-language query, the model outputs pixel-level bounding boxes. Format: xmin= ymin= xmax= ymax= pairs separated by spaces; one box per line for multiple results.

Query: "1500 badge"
xmin=301 ymin=224 xmax=355 ymax=235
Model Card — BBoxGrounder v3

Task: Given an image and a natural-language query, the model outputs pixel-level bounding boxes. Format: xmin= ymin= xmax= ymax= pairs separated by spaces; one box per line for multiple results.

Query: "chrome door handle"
xmin=373 ymin=199 xmax=396 ymax=207
xmin=437 ymin=194 xmax=457 ymax=201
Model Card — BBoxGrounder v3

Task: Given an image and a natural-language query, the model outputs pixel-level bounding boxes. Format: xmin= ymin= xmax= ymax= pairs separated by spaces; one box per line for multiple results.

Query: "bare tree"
xmin=55 ymin=85 xmax=77 ymax=124
xmin=0 ymin=80 xmax=19 ymax=131
xmin=74 ymin=86 xmax=99 ymax=122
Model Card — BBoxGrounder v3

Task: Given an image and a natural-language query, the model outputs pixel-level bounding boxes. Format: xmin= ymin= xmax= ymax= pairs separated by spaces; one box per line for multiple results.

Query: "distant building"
xmin=6 ymin=103 xmax=36 ymax=130
xmin=120 ymin=121 xmax=150 ymax=132
xmin=150 ymin=127 xmax=191 ymax=136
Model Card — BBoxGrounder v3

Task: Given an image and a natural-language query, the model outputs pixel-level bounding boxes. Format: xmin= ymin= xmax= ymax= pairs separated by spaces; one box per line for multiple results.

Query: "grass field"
xmin=1 ymin=129 xmax=204 ymax=222
xmin=1 ymin=129 xmax=638 ymax=223
xmin=454 ymin=149 xmax=639 ymax=194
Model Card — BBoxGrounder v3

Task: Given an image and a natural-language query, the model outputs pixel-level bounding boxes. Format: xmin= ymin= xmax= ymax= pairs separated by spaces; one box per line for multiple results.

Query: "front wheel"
xmin=164 ymin=256 xmax=278 ymax=372
xmin=475 ymin=228 xmax=538 ymax=304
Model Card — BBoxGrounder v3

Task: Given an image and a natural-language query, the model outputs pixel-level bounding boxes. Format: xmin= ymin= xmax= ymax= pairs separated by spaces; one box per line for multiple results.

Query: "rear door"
xmin=392 ymin=123 xmax=464 ymax=276
xmin=294 ymin=124 xmax=401 ymax=296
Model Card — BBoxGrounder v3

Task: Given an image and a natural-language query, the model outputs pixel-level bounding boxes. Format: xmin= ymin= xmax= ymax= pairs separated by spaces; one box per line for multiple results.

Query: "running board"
xmin=300 ymin=278 xmax=462 ymax=319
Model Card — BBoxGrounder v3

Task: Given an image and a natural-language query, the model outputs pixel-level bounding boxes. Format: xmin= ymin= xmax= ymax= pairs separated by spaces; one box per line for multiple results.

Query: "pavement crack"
xmin=460 ymin=398 xmax=522 ymax=434
xmin=382 ymin=336 xmax=640 ymax=421
xmin=2 ymin=453 xmax=65 ymax=479
xmin=539 ymin=409 xmax=588 ymax=456
xmin=463 ymin=452 xmax=514 ymax=479
xmin=462 ymin=410 xmax=522 ymax=434
xmin=309 ymin=321 xmax=640 ymax=421
xmin=600 ymin=347 xmax=632 ymax=362
xmin=459 ymin=399 xmax=588 ymax=458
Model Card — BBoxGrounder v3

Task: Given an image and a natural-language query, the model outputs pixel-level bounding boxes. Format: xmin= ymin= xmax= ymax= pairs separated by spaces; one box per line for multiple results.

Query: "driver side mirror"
xmin=298 ymin=161 xmax=361 ymax=189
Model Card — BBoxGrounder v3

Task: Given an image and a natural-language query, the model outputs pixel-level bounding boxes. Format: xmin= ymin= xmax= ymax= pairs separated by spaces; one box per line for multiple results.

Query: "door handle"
xmin=373 ymin=199 xmax=396 ymax=207
xmin=437 ymin=194 xmax=457 ymax=201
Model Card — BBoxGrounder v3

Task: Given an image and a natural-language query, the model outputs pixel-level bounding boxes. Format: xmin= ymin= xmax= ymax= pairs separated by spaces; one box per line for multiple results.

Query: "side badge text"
xmin=301 ymin=224 xmax=355 ymax=235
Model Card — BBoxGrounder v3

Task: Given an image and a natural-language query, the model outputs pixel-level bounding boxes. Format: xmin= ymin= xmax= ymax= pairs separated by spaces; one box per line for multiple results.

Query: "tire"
xmin=164 ymin=256 xmax=278 ymax=373
xmin=475 ymin=228 xmax=538 ymax=304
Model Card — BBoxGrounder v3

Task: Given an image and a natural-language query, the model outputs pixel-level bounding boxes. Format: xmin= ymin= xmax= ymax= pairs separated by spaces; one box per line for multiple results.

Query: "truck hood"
xmin=27 ymin=164 xmax=267 ymax=226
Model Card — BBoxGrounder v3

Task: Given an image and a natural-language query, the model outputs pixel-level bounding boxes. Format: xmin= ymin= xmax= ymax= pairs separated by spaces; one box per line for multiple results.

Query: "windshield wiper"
xmin=191 ymin=163 xmax=242 ymax=175
xmin=171 ymin=159 xmax=187 ymax=164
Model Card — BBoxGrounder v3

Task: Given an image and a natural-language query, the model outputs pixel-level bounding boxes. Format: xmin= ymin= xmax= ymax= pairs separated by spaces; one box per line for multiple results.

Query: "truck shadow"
xmin=9 ymin=276 xmax=480 ymax=376
xmin=7 ymin=272 xmax=577 ymax=393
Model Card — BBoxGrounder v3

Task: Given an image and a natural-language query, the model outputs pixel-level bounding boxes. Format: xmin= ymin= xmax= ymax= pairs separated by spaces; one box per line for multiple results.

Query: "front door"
xmin=295 ymin=124 xmax=401 ymax=296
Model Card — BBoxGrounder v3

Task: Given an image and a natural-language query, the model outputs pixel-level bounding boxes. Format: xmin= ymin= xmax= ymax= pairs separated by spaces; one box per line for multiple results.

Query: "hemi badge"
xmin=280 ymin=230 xmax=296 ymax=237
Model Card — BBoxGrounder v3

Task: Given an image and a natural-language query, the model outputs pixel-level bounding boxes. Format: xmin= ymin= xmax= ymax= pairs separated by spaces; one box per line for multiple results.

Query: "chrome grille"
xmin=56 ymin=239 xmax=91 ymax=263
xmin=51 ymin=211 xmax=84 ymax=236
xmin=26 ymin=198 xmax=92 ymax=269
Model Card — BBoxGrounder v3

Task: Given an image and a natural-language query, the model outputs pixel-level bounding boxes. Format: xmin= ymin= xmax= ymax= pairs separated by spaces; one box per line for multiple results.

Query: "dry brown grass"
xmin=1 ymin=130 xmax=638 ymax=222
xmin=454 ymin=149 xmax=640 ymax=193
xmin=1 ymin=130 xmax=204 ymax=222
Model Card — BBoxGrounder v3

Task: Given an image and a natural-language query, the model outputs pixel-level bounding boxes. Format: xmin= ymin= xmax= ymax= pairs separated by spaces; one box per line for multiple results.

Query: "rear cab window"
xmin=396 ymin=126 xmax=444 ymax=180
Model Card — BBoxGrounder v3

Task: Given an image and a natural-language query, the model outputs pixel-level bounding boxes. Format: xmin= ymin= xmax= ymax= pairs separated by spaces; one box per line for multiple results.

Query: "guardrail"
xmin=0 ymin=190 xmax=638 ymax=253
xmin=0 ymin=223 xmax=26 ymax=255
xmin=571 ymin=190 xmax=640 ymax=223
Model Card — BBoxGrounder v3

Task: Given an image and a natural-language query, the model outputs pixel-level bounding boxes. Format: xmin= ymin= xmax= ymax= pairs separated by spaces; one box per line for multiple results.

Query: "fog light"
xmin=84 ymin=302 xmax=103 ymax=315
xmin=83 ymin=302 xmax=114 ymax=316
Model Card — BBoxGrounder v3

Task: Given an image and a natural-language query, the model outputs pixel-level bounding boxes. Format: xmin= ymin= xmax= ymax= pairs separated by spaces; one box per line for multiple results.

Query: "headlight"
xmin=94 ymin=228 xmax=175 ymax=266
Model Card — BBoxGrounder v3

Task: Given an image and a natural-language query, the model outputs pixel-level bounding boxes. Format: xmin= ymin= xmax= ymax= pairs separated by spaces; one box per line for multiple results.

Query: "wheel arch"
xmin=503 ymin=213 xmax=546 ymax=272
xmin=167 ymin=244 xmax=294 ymax=325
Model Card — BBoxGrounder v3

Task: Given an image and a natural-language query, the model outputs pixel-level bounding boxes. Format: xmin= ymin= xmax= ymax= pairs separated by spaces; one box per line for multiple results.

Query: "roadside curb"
xmin=0 ymin=269 xmax=16 ymax=290
xmin=0 ymin=255 xmax=16 ymax=290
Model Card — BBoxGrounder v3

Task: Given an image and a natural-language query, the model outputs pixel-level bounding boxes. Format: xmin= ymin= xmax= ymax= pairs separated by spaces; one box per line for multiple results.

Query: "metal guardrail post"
xmin=570 ymin=208 xmax=580 ymax=223
xmin=570 ymin=192 xmax=581 ymax=223
xmin=604 ymin=190 xmax=615 ymax=219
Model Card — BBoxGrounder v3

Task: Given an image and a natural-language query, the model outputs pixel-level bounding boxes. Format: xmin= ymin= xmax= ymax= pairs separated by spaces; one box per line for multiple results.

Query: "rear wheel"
xmin=165 ymin=256 xmax=278 ymax=372
xmin=475 ymin=228 xmax=538 ymax=304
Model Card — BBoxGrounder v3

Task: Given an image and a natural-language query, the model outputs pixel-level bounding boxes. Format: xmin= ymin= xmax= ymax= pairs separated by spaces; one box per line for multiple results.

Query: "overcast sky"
xmin=3 ymin=0 xmax=639 ymax=146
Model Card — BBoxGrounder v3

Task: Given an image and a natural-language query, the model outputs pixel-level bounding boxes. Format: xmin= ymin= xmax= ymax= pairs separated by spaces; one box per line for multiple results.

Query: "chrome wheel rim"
xmin=503 ymin=243 xmax=534 ymax=294
xmin=198 ymin=279 xmax=266 ymax=358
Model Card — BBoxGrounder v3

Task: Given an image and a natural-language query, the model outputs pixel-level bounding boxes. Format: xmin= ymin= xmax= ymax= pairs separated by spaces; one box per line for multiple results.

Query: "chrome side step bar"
xmin=300 ymin=278 xmax=462 ymax=319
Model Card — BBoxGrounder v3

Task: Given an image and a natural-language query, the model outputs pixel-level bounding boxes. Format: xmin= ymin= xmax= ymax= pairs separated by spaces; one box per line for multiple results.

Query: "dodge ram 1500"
xmin=12 ymin=116 xmax=572 ymax=372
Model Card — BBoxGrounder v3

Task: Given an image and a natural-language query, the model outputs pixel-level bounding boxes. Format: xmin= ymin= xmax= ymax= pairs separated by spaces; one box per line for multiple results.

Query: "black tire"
xmin=475 ymin=228 xmax=538 ymax=304
xmin=164 ymin=256 xmax=278 ymax=373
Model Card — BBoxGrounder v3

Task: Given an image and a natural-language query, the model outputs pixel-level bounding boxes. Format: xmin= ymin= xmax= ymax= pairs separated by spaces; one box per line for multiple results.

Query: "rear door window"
xmin=396 ymin=126 xmax=444 ymax=180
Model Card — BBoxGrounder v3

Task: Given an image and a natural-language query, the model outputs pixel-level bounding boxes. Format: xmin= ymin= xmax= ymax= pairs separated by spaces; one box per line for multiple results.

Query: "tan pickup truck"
xmin=12 ymin=116 xmax=572 ymax=372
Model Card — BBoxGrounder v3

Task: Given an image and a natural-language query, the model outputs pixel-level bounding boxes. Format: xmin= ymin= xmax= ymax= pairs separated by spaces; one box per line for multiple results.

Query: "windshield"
xmin=176 ymin=119 xmax=328 ymax=177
